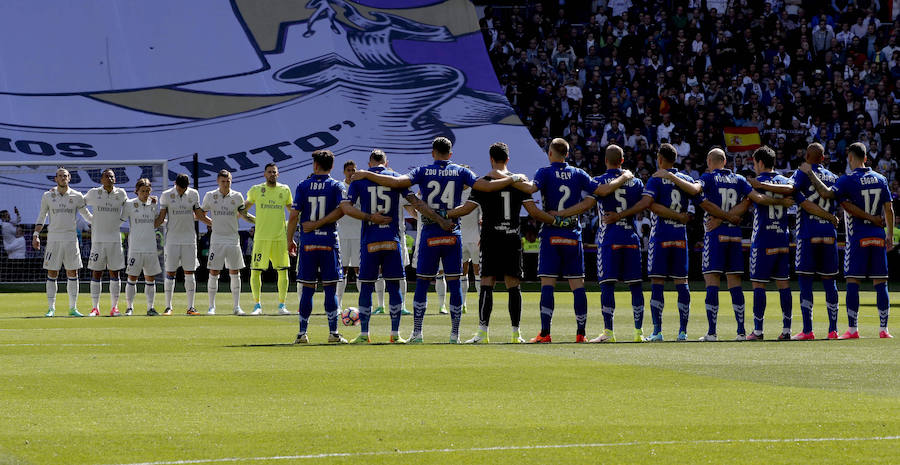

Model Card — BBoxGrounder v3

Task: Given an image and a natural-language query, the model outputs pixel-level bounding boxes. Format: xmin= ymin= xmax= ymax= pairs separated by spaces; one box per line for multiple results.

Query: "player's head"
xmin=100 ymin=168 xmax=116 ymax=189
xmin=605 ymin=144 xmax=624 ymax=168
xmin=55 ymin=168 xmax=70 ymax=188
xmin=706 ymin=148 xmax=727 ymax=170
xmin=0 ymin=210 xmax=8 ymax=222
xmin=752 ymin=146 xmax=776 ymax=173
xmin=312 ymin=150 xmax=335 ymax=173
xmin=847 ymin=142 xmax=867 ymax=166
xmin=343 ymin=160 xmax=357 ymax=180
xmin=657 ymin=143 xmax=677 ymax=168
xmin=432 ymin=137 xmax=452 ymax=160
xmin=805 ymin=143 xmax=825 ymax=164
xmin=174 ymin=173 xmax=190 ymax=193
xmin=216 ymin=169 xmax=232 ymax=192
xmin=369 ymin=149 xmax=387 ymax=167
xmin=264 ymin=163 xmax=279 ymax=185
xmin=134 ymin=178 xmax=152 ymax=201
xmin=489 ymin=142 xmax=510 ymax=168
xmin=548 ymin=138 xmax=568 ymax=162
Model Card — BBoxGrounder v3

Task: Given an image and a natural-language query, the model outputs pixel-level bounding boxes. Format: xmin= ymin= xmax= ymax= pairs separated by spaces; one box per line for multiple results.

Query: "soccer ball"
xmin=341 ymin=307 xmax=360 ymax=326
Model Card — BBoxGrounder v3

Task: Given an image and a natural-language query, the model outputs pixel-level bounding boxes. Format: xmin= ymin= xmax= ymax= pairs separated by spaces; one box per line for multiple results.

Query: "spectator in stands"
xmin=0 ymin=208 xmax=26 ymax=259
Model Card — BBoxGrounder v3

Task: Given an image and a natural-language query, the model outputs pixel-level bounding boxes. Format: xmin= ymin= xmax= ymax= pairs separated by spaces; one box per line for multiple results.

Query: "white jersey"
xmin=122 ymin=198 xmax=160 ymax=253
xmin=160 ymin=186 xmax=200 ymax=245
xmin=459 ymin=189 xmax=480 ymax=242
xmin=84 ymin=186 xmax=128 ymax=243
xmin=336 ymin=181 xmax=361 ymax=240
xmin=201 ymin=189 xmax=244 ymax=245
xmin=35 ymin=187 xmax=90 ymax=242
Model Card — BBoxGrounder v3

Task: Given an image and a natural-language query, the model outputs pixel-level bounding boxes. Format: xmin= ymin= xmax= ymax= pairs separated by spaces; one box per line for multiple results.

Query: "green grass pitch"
xmin=1 ymin=289 xmax=897 ymax=464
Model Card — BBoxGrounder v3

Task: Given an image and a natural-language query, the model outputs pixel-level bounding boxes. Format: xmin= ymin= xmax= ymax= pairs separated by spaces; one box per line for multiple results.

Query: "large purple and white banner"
xmin=0 ymin=0 xmax=545 ymax=218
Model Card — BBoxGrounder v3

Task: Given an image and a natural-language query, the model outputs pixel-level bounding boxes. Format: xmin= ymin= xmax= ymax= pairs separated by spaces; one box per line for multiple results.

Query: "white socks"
xmin=185 ymin=274 xmax=196 ymax=309
xmin=336 ymin=276 xmax=347 ymax=307
xmin=67 ymin=277 xmax=78 ymax=309
xmin=146 ymin=280 xmax=156 ymax=308
xmin=126 ymin=278 xmax=138 ymax=309
xmin=436 ymin=276 xmax=446 ymax=309
xmin=208 ymin=275 xmax=219 ymax=309
xmin=46 ymin=278 xmax=57 ymax=308
xmin=375 ymin=278 xmax=385 ymax=308
xmin=90 ymin=279 xmax=101 ymax=309
xmin=110 ymin=278 xmax=120 ymax=309
xmin=164 ymin=276 xmax=175 ymax=309
xmin=461 ymin=275 xmax=469 ymax=308
xmin=400 ymin=278 xmax=407 ymax=308
xmin=230 ymin=274 xmax=241 ymax=309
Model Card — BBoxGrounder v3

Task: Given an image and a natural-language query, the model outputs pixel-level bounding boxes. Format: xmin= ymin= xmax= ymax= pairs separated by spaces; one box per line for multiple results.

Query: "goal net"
xmin=0 ymin=160 xmax=168 ymax=284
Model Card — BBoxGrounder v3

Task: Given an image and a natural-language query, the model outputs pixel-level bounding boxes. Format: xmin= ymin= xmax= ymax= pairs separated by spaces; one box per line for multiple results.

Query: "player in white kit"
xmin=121 ymin=179 xmax=162 ymax=315
xmin=459 ymin=186 xmax=481 ymax=313
xmin=34 ymin=168 xmax=93 ymax=317
xmin=199 ymin=170 xmax=255 ymax=315
xmin=336 ymin=160 xmax=362 ymax=308
xmin=155 ymin=174 xmax=205 ymax=315
xmin=84 ymin=169 xmax=128 ymax=316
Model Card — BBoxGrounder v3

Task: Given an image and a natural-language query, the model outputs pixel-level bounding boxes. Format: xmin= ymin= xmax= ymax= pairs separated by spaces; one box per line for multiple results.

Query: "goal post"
xmin=0 ymin=160 xmax=168 ymax=284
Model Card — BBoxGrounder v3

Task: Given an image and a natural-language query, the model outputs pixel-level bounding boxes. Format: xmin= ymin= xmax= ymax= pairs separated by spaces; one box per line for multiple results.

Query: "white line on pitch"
xmin=0 ymin=343 xmax=111 ymax=346
xmin=107 ymin=435 xmax=900 ymax=465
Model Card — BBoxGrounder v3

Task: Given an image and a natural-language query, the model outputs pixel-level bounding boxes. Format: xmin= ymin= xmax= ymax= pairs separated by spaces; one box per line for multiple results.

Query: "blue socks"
xmin=630 ymin=283 xmax=644 ymax=329
xmin=846 ymin=282 xmax=859 ymax=328
xmin=448 ymin=278 xmax=463 ymax=337
xmin=778 ymin=287 xmax=792 ymax=332
xmin=323 ymin=284 xmax=338 ymax=333
xmin=539 ymin=285 xmax=554 ymax=336
xmin=875 ymin=282 xmax=890 ymax=329
xmin=358 ymin=282 xmax=374 ymax=334
xmin=386 ymin=280 xmax=402 ymax=334
xmin=650 ymin=284 xmax=664 ymax=334
xmin=705 ymin=286 xmax=719 ymax=336
xmin=413 ymin=278 xmax=430 ymax=335
xmin=798 ymin=275 xmax=813 ymax=334
xmin=600 ymin=283 xmax=615 ymax=330
xmin=573 ymin=287 xmax=587 ymax=336
xmin=824 ymin=279 xmax=839 ymax=333
xmin=676 ymin=284 xmax=690 ymax=333
xmin=730 ymin=286 xmax=745 ymax=335
xmin=752 ymin=288 xmax=766 ymax=333
xmin=298 ymin=285 xmax=315 ymax=334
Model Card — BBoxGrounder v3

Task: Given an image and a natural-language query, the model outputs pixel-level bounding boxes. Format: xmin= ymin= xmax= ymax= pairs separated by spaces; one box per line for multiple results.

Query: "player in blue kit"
xmin=551 ymin=145 xmax=644 ymax=343
xmin=749 ymin=143 xmax=841 ymax=340
xmin=516 ymin=138 xmax=632 ymax=343
xmin=352 ymin=137 xmax=522 ymax=343
xmin=603 ymin=144 xmax=698 ymax=341
xmin=801 ymin=142 xmax=894 ymax=339
xmin=340 ymin=149 xmax=445 ymax=344
xmin=286 ymin=150 xmax=350 ymax=344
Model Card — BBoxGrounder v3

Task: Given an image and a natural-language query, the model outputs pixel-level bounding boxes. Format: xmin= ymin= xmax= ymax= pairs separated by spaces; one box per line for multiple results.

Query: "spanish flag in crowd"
xmin=723 ymin=127 xmax=761 ymax=152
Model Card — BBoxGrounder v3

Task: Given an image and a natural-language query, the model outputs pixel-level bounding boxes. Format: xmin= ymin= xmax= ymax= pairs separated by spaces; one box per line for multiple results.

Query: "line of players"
xmin=33 ymin=136 xmax=893 ymax=343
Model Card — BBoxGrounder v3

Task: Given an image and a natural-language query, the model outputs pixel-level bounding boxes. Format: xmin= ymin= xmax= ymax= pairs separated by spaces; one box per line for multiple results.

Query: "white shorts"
xmin=88 ymin=241 xmax=125 ymax=271
xmin=165 ymin=243 xmax=199 ymax=272
xmin=207 ymin=243 xmax=244 ymax=270
xmin=462 ymin=240 xmax=480 ymax=266
xmin=43 ymin=240 xmax=83 ymax=271
xmin=401 ymin=243 xmax=410 ymax=267
xmin=126 ymin=252 xmax=162 ymax=277
xmin=340 ymin=238 xmax=360 ymax=267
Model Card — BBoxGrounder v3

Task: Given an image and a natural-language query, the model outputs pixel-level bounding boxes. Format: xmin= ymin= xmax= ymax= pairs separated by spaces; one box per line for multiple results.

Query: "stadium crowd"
xmin=478 ymin=1 xmax=900 ymax=192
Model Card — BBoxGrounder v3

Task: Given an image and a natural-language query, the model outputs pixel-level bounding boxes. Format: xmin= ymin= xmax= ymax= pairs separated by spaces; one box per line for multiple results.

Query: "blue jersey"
xmin=593 ymin=168 xmax=644 ymax=245
xmin=833 ymin=167 xmax=891 ymax=240
xmin=751 ymin=171 xmax=792 ymax=248
xmin=698 ymin=168 xmax=752 ymax=234
xmin=643 ymin=169 xmax=695 ymax=243
xmin=347 ymin=166 xmax=410 ymax=245
xmin=407 ymin=159 xmax=477 ymax=236
xmin=291 ymin=174 xmax=346 ymax=247
xmin=791 ymin=164 xmax=838 ymax=239
xmin=532 ymin=162 xmax=599 ymax=241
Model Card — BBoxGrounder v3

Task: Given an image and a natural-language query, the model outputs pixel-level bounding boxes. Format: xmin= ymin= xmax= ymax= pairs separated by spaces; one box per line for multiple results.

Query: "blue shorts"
xmin=795 ymin=237 xmax=839 ymax=276
xmin=843 ymin=236 xmax=888 ymax=279
xmin=702 ymin=230 xmax=744 ymax=275
xmin=296 ymin=243 xmax=343 ymax=284
xmin=537 ymin=235 xmax=584 ymax=279
xmin=358 ymin=240 xmax=405 ymax=282
xmin=749 ymin=244 xmax=790 ymax=282
xmin=415 ymin=232 xmax=462 ymax=278
xmin=597 ymin=242 xmax=642 ymax=283
xmin=647 ymin=239 xmax=688 ymax=279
